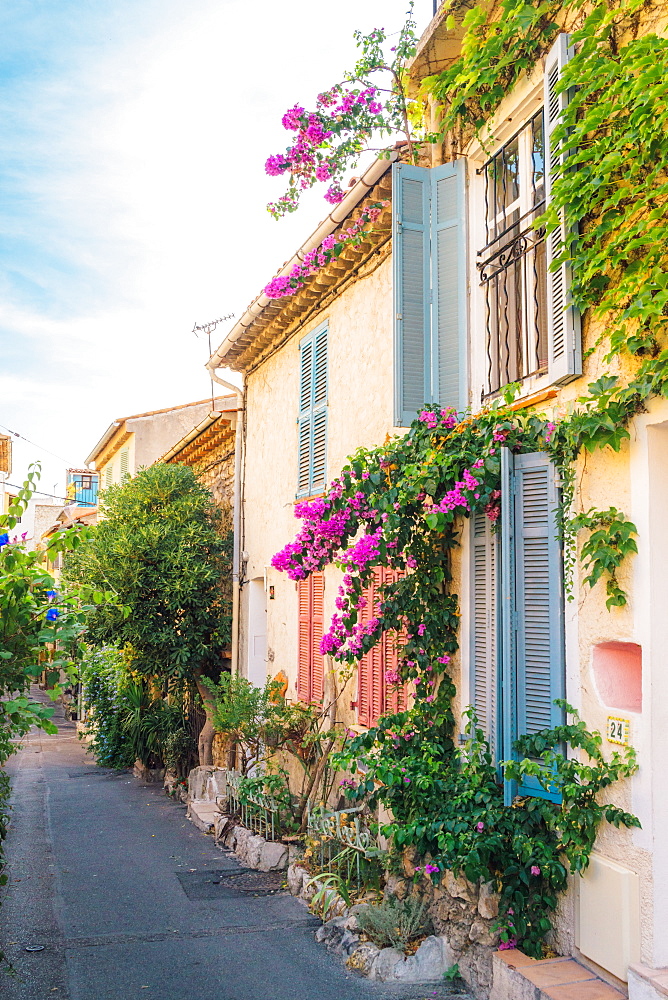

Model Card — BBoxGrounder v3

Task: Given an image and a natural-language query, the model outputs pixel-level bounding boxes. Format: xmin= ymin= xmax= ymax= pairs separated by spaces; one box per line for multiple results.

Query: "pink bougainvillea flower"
xmin=476 ymin=821 xmax=485 ymax=832
xmin=498 ymin=937 xmax=517 ymax=951
xmin=530 ymin=865 xmax=541 ymax=876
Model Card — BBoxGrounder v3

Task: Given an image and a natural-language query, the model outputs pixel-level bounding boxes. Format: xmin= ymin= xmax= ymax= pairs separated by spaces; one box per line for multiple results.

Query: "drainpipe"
xmin=209 ymin=369 xmax=244 ymax=678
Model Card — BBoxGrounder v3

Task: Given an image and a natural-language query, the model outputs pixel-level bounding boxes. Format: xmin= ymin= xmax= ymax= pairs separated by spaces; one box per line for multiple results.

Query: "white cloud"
xmin=1 ymin=0 xmax=434 ymax=494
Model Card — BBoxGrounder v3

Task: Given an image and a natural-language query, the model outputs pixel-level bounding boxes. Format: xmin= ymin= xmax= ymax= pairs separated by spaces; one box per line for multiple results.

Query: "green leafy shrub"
xmin=358 ymin=896 xmax=431 ymax=952
xmin=337 ymin=705 xmax=638 ymax=957
xmin=64 ymin=462 xmax=232 ymax=765
xmin=81 ymin=648 xmax=192 ymax=771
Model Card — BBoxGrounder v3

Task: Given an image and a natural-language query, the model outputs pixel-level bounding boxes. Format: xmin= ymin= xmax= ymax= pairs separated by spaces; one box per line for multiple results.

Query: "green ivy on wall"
xmin=271 ymin=0 xmax=668 ymax=958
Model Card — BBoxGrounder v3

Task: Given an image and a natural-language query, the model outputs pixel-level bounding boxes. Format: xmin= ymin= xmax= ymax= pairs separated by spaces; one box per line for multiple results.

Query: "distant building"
xmin=85 ymin=397 xmax=226 ymax=489
xmin=65 ymin=468 xmax=99 ymax=508
xmin=160 ymin=395 xmax=237 ymax=509
xmin=0 ymin=433 xmax=12 ymax=517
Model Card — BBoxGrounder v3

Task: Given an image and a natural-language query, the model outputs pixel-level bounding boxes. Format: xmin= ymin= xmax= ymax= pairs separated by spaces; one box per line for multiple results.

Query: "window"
xmin=357 ymin=567 xmax=408 ymax=727
xmin=81 ymin=475 xmax=91 ymax=490
xmin=297 ymin=572 xmax=324 ymax=704
xmin=119 ymin=448 xmax=129 ymax=480
xmin=478 ymin=111 xmax=547 ymax=394
xmin=476 ymin=34 xmax=581 ymax=399
xmin=393 ymin=160 xmax=467 ymax=426
xmin=470 ymin=450 xmax=565 ymax=802
xmin=104 ymin=465 xmax=113 ymax=489
xmin=297 ymin=324 xmax=328 ymax=497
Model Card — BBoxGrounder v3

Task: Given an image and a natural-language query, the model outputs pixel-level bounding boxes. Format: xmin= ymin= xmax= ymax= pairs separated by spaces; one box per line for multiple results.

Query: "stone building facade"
xmin=205 ymin=4 xmax=668 ymax=998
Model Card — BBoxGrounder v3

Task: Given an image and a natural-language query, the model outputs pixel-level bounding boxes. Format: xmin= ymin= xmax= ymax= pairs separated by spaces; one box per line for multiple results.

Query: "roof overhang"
xmin=206 ymin=151 xmax=398 ymax=374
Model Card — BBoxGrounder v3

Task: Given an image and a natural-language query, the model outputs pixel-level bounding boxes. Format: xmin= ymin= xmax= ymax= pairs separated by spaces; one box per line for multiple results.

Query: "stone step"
xmin=491 ymin=949 xmax=626 ymax=1000
xmin=186 ymin=800 xmax=220 ymax=834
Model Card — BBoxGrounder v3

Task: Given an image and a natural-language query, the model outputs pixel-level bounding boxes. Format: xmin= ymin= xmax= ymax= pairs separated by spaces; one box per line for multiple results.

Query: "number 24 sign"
xmin=607 ymin=716 xmax=630 ymax=746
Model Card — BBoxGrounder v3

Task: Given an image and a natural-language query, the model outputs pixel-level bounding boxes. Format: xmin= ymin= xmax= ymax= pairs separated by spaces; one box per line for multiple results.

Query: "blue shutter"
xmin=313 ymin=327 xmax=328 ymax=405
xmin=470 ymin=511 xmax=499 ymax=761
xmin=311 ymin=408 xmax=327 ymax=493
xmin=393 ymin=163 xmax=431 ymax=426
xmin=544 ymin=33 xmax=581 ymax=384
xmin=431 ymin=160 xmax=467 ymax=412
xmin=502 ymin=449 xmax=565 ymax=803
xmin=297 ymin=416 xmax=312 ymax=496
xmin=297 ymin=335 xmax=314 ymax=497
xmin=297 ymin=324 xmax=328 ymax=497
xmin=500 ymin=448 xmax=517 ymax=804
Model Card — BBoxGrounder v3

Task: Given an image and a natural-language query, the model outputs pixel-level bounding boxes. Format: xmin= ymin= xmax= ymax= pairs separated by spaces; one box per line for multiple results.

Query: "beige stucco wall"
xmin=238 ymin=2 xmax=667 ymax=972
xmin=241 ymin=236 xmax=662 ymax=973
xmin=130 ymin=401 xmax=213 ymax=471
xmin=241 ymin=254 xmax=396 ymax=729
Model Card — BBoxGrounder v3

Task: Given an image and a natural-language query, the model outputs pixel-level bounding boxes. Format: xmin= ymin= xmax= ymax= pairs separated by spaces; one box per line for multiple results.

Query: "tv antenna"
xmin=192 ymin=314 xmax=235 ymax=407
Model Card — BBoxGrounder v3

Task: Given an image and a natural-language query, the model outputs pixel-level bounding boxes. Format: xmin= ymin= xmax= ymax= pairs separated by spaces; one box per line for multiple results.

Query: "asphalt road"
xmin=0 ymin=699 xmax=471 ymax=1000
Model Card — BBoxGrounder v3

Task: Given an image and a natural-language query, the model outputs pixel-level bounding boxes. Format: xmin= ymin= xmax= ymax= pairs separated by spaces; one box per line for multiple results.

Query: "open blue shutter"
xmin=545 ymin=33 xmax=581 ymax=384
xmin=502 ymin=450 xmax=565 ymax=803
xmin=393 ymin=163 xmax=431 ymax=426
xmin=431 ymin=160 xmax=467 ymax=412
xmin=500 ymin=448 xmax=517 ymax=804
xmin=470 ymin=511 xmax=498 ymax=761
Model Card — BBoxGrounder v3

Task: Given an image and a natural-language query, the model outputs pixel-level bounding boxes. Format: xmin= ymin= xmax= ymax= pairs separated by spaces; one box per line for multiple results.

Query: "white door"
xmin=247 ymin=578 xmax=267 ymax=687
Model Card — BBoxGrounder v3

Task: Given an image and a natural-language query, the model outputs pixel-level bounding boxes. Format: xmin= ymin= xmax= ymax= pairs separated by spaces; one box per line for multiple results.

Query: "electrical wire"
xmin=0 ymin=421 xmax=75 ymax=466
xmin=2 ymin=482 xmax=97 ymax=507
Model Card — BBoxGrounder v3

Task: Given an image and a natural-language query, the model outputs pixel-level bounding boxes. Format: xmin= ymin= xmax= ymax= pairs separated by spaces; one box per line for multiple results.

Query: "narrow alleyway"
xmin=0 ymin=699 xmax=471 ymax=1000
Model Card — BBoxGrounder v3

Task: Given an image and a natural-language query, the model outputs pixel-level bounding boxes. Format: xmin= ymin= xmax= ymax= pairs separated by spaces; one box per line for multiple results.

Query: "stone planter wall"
xmin=384 ymin=848 xmax=500 ymax=999
xmin=133 ymin=759 xmax=166 ymax=783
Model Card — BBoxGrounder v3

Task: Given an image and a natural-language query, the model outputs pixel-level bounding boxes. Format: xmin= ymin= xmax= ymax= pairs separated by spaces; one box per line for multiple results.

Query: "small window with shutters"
xmin=104 ymin=465 xmax=113 ymax=489
xmin=469 ymin=450 xmax=565 ymax=802
xmin=297 ymin=572 xmax=325 ymax=704
xmin=297 ymin=323 xmax=328 ymax=497
xmin=120 ymin=448 xmax=129 ymax=480
xmin=357 ymin=567 xmax=409 ymax=727
xmin=476 ymin=33 xmax=580 ymax=399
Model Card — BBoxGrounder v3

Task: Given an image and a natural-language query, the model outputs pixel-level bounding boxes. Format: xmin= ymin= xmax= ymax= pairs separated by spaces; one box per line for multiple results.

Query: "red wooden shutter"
xmin=297 ymin=578 xmax=312 ymax=702
xmin=311 ymin=573 xmax=325 ymax=703
xmin=369 ymin=568 xmax=384 ymax=726
xmin=357 ymin=581 xmax=372 ymax=726
xmin=382 ymin=569 xmax=409 ymax=715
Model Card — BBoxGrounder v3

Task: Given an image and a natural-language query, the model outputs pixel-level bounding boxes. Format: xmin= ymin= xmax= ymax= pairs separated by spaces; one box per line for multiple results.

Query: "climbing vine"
xmin=426 ymin=0 xmax=668 ymax=363
xmin=268 ymin=0 xmax=668 ymax=957
xmin=264 ymin=3 xmax=422 ymax=218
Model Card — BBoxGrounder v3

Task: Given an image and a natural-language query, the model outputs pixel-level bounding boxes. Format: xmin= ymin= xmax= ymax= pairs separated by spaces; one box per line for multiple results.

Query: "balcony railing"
xmin=477 ymin=110 xmax=547 ymax=398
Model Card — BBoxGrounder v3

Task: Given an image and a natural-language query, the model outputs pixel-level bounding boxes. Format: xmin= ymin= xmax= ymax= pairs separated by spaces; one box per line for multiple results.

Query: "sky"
xmin=0 ymin=0 xmax=435 ymax=502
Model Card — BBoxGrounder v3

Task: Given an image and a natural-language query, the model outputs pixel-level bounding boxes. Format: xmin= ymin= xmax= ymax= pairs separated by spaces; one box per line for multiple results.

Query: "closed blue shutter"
xmin=431 ymin=160 xmax=467 ymax=412
xmin=501 ymin=449 xmax=565 ymax=803
xmin=470 ymin=511 xmax=499 ymax=761
xmin=311 ymin=327 xmax=328 ymax=492
xmin=544 ymin=33 xmax=581 ymax=384
xmin=393 ymin=163 xmax=431 ymax=426
xmin=297 ymin=324 xmax=328 ymax=497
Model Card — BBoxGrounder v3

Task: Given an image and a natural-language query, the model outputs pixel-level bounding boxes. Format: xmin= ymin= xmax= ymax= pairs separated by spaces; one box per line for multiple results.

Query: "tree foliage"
xmin=66 ymin=463 xmax=232 ymax=682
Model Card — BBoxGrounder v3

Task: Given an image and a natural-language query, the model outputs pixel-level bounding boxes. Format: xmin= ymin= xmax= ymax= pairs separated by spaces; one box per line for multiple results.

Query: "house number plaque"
xmin=607 ymin=716 xmax=630 ymax=746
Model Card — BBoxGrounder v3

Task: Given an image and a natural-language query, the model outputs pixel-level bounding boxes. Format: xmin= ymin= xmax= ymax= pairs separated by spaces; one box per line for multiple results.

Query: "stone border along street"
xmin=0 ymin=695 xmax=472 ymax=1000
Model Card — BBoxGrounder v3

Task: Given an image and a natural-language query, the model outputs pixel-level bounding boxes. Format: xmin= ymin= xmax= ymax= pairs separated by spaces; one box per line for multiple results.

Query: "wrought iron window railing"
xmin=478 ymin=110 xmax=548 ymax=398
